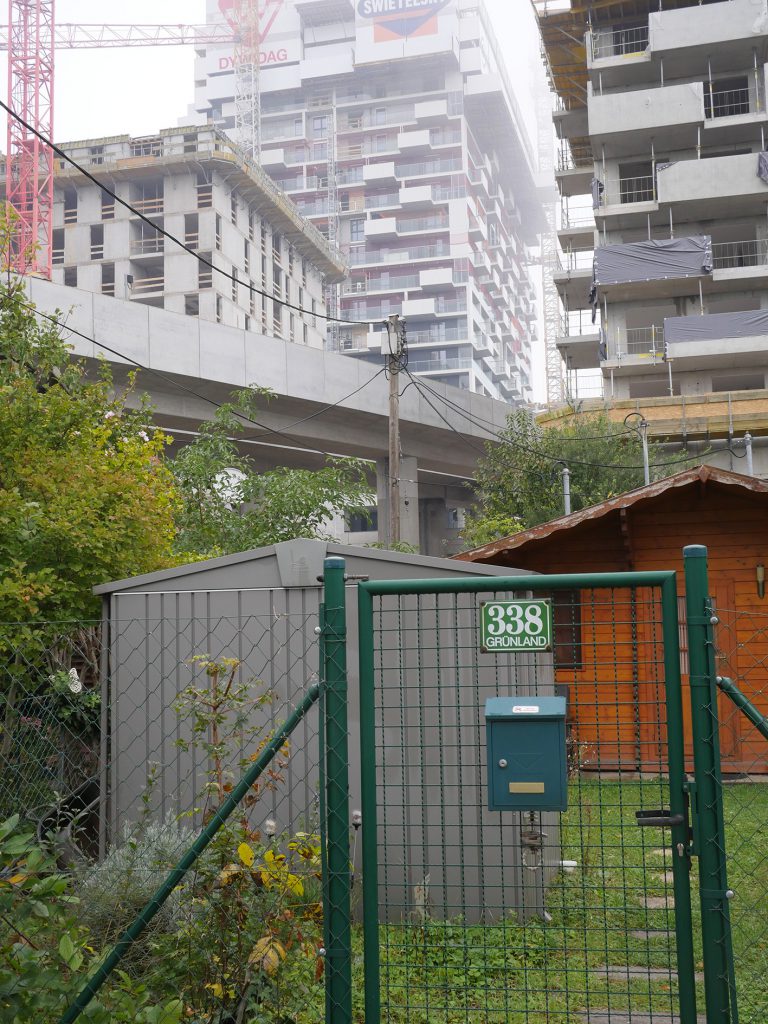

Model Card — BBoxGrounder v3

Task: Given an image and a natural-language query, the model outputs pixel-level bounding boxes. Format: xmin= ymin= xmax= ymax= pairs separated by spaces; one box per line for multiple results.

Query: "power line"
xmin=0 ymin=97 xmax=369 ymax=327
xmin=405 ymin=369 xmax=717 ymax=473
xmin=18 ymin=298 xmax=383 ymax=463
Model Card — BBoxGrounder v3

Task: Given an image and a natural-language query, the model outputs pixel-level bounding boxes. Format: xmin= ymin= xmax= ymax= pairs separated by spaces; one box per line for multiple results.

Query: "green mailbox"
xmin=485 ymin=696 xmax=568 ymax=812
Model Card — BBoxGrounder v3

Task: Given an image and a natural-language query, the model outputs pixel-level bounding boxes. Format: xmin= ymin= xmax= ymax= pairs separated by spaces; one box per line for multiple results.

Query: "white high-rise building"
xmin=186 ymin=0 xmax=542 ymax=403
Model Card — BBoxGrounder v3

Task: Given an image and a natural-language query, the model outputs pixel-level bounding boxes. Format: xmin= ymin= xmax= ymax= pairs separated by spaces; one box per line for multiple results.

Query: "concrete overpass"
xmin=26 ymin=279 xmax=513 ymax=554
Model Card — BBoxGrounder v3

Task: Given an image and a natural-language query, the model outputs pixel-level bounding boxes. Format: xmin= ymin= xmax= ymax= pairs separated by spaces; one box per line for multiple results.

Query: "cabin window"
xmin=553 ymin=590 xmax=583 ymax=670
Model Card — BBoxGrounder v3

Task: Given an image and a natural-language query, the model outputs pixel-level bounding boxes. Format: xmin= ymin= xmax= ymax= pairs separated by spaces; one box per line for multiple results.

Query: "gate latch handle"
xmin=635 ymin=809 xmax=685 ymax=828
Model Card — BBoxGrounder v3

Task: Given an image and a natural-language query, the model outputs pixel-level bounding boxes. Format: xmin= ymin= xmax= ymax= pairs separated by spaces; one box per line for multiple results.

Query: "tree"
xmin=463 ymin=409 xmax=679 ymax=547
xmin=0 ymin=268 xmax=179 ymax=625
xmin=172 ymin=388 xmax=372 ymax=557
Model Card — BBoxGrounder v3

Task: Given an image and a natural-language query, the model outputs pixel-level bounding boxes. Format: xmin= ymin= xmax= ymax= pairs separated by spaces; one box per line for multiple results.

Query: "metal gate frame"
xmin=356 ymin=547 xmax=736 ymax=1024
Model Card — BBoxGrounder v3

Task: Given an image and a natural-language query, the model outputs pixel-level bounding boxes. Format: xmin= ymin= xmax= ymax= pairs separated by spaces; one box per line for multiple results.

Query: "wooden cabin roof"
xmin=457 ymin=465 xmax=768 ymax=564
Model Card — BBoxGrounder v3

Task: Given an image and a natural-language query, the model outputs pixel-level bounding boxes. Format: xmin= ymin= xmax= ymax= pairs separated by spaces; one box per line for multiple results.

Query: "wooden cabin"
xmin=458 ymin=466 xmax=768 ymax=775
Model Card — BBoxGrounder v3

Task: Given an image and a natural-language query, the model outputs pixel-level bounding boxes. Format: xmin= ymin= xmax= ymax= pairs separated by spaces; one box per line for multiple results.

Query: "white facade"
xmin=550 ymin=0 xmax=768 ymax=403
xmin=51 ymin=125 xmax=345 ymax=348
xmin=186 ymin=0 xmax=542 ymax=403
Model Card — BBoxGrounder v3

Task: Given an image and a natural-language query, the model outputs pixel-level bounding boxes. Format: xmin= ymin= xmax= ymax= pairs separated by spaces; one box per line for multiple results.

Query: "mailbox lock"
xmin=498 ymin=758 xmax=508 ymax=769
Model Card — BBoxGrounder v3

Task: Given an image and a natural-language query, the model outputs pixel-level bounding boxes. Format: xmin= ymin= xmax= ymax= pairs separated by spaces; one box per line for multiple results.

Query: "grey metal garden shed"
xmin=95 ymin=539 xmax=558 ymax=921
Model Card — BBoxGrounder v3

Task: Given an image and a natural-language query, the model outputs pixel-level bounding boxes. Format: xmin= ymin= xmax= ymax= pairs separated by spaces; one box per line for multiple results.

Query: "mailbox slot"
xmin=485 ymin=696 xmax=568 ymax=812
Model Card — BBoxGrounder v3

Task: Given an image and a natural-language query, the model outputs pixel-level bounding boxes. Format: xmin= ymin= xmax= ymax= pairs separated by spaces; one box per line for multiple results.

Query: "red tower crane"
xmin=2 ymin=8 xmax=241 ymax=279
xmin=6 ymin=0 xmax=55 ymax=278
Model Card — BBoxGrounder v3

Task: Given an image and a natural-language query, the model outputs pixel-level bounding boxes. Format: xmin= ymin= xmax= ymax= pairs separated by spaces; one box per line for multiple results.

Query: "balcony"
xmin=363 ymin=162 xmax=397 ymax=184
xmin=130 ymin=274 xmax=164 ymax=297
xmin=649 ymin=0 xmax=766 ymax=70
xmin=420 ymin=267 xmax=454 ymax=290
xmin=656 ymin=153 xmax=768 ymax=217
xmin=589 ymin=24 xmax=649 ymax=63
xmin=399 ymin=185 xmax=433 ymax=208
xmin=588 ymin=82 xmax=704 ymax=147
xmin=397 ymin=129 xmax=431 ymax=151
xmin=365 ymin=218 xmax=398 ymax=240
xmin=413 ymin=99 xmax=448 ymax=123
xmin=663 ymin=308 xmax=768 ymax=370
xmin=402 ymin=297 xmax=436 ymax=318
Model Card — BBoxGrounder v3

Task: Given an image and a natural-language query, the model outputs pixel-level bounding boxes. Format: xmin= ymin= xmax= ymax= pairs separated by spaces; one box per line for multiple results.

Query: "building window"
xmin=90 ymin=224 xmax=104 ymax=260
xmin=52 ymin=229 xmax=64 ymax=265
xmin=272 ymin=232 xmax=282 ymax=263
xmin=261 ymin=222 xmax=268 ymax=253
xmin=216 ymin=294 xmax=223 ymax=323
xmin=199 ymin=252 xmax=213 ymax=289
xmin=290 ymin=312 xmax=295 ymax=342
xmin=101 ymin=191 xmax=115 ymax=221
xmin=185 ymin=293 xmax=199 ymax=316
xmin=244 ymin=314 xmax=251 ymax=332
xmin=347 ymin=507 xmax=378 ymax=533
xmin=230 ymin=192 xmax=238 ymax=225
xmin=197 ymin=169 xmax=213 ymax=209
xmin=101 ymin=262 xmax=115 ymax=296
xmin=249 ymin=212 xmax=257 ymax=242
xmin=273 ymin=264 xmax=282 ymax=296
xmin=64 ymin=266 xmax=77 ymax=287
xmin=303 ymin=323 xmax=308 ymax=345
xmin=215 ymin=214 xmax=222 ymax=251
xmin=273 ymin=301 xmax=282 ymax=337
xmin=90 ymin=145 xmax=104 ymax=165
xmin=350 ymin=218 xmax=365 ymax=243
xmin=244 ymin=239 xmax=250 ymax=275
xmin=294 ymin=117 xmax=303 ymax=136
xmin=261 ymin=254 xmax=267 ymax=283
xmin=250 ymin=283 xmax=257 ymax=318
xmin=301 ymin=258 xmax=307 ymax=286
xmin=232 ymin=266 xmax=238 ymax=304
xmin=184 ymin=213 xmax=199 ymax=248
xmin=312 ymin=114 xmax=328 ymax=137
xmin=64 ymin=189 xmax=78 ymax=224
xmin=553 ymin=590 xmax=583 ymax=670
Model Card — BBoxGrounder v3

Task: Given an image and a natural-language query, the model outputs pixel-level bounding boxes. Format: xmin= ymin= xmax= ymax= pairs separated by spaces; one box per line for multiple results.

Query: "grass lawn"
xmin=337 ymin=779 xmax=768 ymax=1024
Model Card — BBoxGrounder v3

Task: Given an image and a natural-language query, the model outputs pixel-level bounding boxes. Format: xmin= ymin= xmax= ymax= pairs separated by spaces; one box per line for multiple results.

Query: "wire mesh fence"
xmin=359 ymin=581 xmax=701 ymax=1024
xmin=711 ymin=604 xmax=768 ymax=1024
xmin=0 ymin=608 xmax=330 ymax=1024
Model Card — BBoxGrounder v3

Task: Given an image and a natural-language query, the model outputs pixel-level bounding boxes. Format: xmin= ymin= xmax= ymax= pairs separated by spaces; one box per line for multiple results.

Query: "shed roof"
xmin=95 ymin=538 xmax=532 ymax=595
xmin=456 ymin=465 xmax=768 ymax=563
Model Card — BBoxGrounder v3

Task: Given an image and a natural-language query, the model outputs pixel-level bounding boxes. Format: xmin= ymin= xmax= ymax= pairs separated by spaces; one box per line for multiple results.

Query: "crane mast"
xmin=3 ymin=4 xmax=262 ymax=277
xmin=6 ymin=0 xmax=54 ymax=278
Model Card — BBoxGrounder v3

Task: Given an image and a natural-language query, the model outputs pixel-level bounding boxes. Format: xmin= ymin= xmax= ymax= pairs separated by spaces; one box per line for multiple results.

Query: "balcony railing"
xmin=603 ymin=175 xmax=656 ymax=206
xmin=705 ymin=87 xmax=751 ymax=119
xmin=342 ymin=274 xmax=419 ymax=294
xmin=348 ymin=242 xmax=451 ymax=265
xmin=130 ymin=275 xmax=164 ymax=296
xmin=625 ymin=325 xmax=663 ymax=355
xmin=130 ymin=238 xmax=164 ymax=256
xmin=132 ymin=197 xmax=164 ymax=215
xmin=410 ymin=357 xmax=472 ymax=373
xmin=396 ymin=215 xmax=449 ymax=233
xmin=711 ymin=238 xmax=768 ymax=269
xmin=557 ymin=248 xmax=594 ymax=272
xmin=591 ymin=24 xmax=649 ymax=61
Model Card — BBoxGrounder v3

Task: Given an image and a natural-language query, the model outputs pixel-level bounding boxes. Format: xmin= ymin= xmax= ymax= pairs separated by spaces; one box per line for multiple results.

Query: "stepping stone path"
xmin=643 ymin=895 xmax=674 ymax=910
xmin=579 ymin=1013 xmax=706 ymax=1023
xmin=592 ymin=965 xmax=704 ymax=983
xmin=629 ymin=930 xmax=669 ymax=941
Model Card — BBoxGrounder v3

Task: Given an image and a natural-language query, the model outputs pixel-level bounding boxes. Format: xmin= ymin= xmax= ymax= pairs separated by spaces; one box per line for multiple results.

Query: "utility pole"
xmin=385 ymin=314 xmax=407 ymax=546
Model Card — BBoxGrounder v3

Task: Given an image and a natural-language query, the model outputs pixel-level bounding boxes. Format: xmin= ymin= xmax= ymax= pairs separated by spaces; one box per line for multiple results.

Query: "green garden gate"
xmin=355 ymin=546 xmax=739 ymax=1024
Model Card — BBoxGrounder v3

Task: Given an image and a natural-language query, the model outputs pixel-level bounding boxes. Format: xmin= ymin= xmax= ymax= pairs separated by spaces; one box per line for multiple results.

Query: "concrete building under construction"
xmin=536 ymin=0 xmax=768 ymax=411
xmin=186 ymin=0 xmax=542 ymax=403
xmin=49 ymin=124 xmax=345 ymax=347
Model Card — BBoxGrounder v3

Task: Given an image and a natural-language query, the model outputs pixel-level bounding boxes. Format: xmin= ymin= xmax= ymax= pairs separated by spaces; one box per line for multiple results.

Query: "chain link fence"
xmin=711 ymin=604 xmax=768 ymax=1024
xmin=0 ymin=604 xmax=331 ymax=1023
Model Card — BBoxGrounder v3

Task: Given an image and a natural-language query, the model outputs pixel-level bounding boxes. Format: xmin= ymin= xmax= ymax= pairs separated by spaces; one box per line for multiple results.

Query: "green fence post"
xmin=358 ymin=582 xmax=380 ymax=1024
xmin=660 ymin=574 xmax=699 ymax=1024
xmin=322 ymin=557 xmax=352 ymax=1024
xmin=683 ymin=544 xmax=736 ymax=1024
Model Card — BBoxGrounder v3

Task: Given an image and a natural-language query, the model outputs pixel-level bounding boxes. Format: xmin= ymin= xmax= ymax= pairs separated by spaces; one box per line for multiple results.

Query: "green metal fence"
xmin=357 ymin=559 xmax=733 ymax=1024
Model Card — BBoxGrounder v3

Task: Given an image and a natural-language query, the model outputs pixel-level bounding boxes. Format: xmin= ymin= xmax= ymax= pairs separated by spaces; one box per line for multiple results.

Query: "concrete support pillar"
xmin=376 ymin=456 xmax=420 ymax=550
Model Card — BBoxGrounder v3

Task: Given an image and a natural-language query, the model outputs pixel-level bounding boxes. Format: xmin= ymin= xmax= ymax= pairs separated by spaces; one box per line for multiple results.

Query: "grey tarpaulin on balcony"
xmin=664 ymin=308 xmax=768 ymax=344
xmin=758 ymin=151 xmax=768 ymax=184
xmin=594 ymin=235 xmax=713 ymax=286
